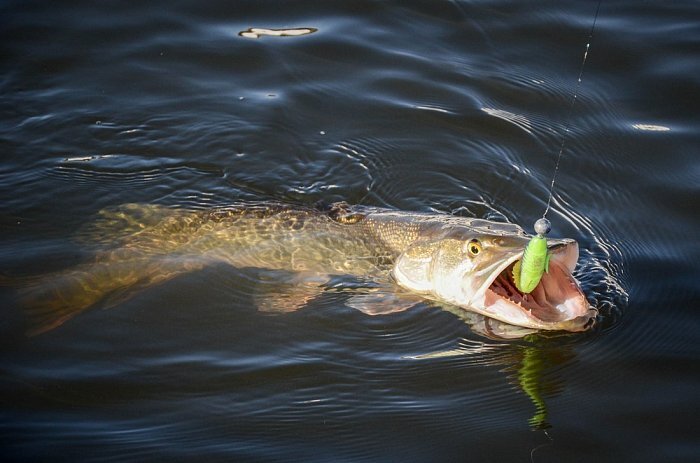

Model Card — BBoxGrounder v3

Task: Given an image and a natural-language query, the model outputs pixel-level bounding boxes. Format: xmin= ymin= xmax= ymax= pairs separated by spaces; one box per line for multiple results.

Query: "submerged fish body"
xmin=19 ymin=202 xmax=596 ymax=335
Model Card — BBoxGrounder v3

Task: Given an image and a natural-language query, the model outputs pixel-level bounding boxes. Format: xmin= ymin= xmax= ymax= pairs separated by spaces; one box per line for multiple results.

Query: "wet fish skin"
xmin=18 ymin=202 xmax=593 ymax=335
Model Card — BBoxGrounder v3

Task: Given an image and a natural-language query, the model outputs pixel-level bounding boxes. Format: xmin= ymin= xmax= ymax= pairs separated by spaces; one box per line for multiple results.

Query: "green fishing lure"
xmin=513 ymin=218 xmax=551 ymax=294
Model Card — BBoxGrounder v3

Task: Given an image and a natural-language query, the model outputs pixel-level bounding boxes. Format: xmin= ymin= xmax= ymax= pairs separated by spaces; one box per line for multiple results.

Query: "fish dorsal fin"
xmin=326 ymin=201 xmax=366 ymax=224
xmin=392 ymin=240 xmax=438 ymax=293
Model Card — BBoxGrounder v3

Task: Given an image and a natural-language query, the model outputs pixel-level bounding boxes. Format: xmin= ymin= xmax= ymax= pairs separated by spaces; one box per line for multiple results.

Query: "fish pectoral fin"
xmin=254 ymin=273 xmax=328 ymax=314
xmin=346 ymin=290 xmax=425 ymax=316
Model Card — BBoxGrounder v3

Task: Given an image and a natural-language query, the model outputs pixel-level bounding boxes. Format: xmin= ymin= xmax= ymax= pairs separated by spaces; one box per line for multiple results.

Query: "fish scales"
xmin=17 ymin=202 xmax=595 ymax=335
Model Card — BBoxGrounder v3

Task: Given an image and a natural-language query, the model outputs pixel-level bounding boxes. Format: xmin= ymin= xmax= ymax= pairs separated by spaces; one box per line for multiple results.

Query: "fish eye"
xmin=466 ymin=239 xmax=482 ymax=256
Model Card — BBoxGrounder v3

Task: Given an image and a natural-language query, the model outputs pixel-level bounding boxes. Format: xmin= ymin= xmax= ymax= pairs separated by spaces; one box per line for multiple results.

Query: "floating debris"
xmin=238 ymin=27 xmax=317 ymax=39
xmin=632 ymin=124 xmax=670 ymax=132
xmin=62 ymin=155 xmax=115 ymax=163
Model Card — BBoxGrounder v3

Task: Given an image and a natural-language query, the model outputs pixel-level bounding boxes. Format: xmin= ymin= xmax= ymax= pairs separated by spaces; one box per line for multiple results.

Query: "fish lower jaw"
xmin=476 ymin=260 xmax=594 ymax=331
xmin=479 ymin=289 xmax=589 ymax=330
xmin=478 ymin=295 xmax=537 ymax=327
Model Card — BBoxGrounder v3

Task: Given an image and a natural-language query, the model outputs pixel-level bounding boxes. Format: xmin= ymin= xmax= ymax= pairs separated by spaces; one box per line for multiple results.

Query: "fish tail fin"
xmin=14 ymin=258 xmax=203 ymax=336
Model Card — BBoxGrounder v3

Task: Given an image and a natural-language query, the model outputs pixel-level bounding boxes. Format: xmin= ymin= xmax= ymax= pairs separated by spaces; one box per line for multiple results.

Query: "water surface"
xmin=1 ymin=0 xmax=699 ymax=461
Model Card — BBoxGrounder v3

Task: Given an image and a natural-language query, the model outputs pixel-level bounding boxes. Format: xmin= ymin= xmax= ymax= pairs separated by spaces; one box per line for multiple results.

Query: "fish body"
xmin=19 ymin=202 xmax=595 ymax=335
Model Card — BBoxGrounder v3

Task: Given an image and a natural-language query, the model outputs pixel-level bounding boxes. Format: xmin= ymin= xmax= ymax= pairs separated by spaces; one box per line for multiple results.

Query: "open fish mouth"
xmin=480 ymin=241 xmax=595 ymax=331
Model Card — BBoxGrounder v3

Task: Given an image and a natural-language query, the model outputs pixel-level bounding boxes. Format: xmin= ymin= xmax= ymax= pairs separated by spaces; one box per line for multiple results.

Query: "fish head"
xmin=392 ymin=220 xmax=595 ymax=331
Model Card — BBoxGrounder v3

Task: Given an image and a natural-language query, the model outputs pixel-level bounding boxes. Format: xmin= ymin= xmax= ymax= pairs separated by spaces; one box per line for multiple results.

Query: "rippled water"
xmin=1 ymin=1 xmax=698 ymax=461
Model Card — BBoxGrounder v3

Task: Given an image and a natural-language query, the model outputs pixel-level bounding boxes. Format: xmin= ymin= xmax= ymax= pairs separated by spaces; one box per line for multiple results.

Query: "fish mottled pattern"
xmin=78 ymin=202 xmax=405 ymax=278
xmin=21 ymin=201 xmax=551 ymax=335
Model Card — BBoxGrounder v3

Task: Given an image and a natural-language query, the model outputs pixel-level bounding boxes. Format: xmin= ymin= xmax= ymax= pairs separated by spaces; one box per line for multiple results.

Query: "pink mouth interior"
xmin=486 ymin=261 xmax=585 ymax=323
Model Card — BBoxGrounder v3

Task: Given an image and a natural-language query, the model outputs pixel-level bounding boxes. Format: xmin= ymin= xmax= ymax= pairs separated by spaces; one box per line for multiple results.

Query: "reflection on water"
xmin=411 ymin=333 xmax=575 ymax=430
xmin=481 ymin=107 xmax=535 ymax=135
xmin=513 ymin=340 xmax=575 ymax=430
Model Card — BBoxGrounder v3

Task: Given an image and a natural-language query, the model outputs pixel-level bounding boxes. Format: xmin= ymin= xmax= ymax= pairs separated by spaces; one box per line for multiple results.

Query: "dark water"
xmin=1 ymin=0 xmax=698 ymax=461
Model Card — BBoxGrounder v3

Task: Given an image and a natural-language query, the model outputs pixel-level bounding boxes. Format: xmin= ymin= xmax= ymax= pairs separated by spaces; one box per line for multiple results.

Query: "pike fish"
xmin=19 ymin=202 xmax=596 ymax=335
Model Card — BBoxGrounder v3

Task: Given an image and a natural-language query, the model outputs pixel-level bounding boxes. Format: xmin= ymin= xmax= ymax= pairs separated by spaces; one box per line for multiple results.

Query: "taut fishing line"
xmin=543 ymin=0 xmax=603 ymax=219
xmin=513 ymin=0 xmax=602 ymax=294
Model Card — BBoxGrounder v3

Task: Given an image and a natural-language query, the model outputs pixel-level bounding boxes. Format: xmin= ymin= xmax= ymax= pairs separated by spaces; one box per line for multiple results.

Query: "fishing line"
xmin=543 ymin=0 xmax=602 ymax=219
xmin=514 ymin=0 xmax=602 ymax=294
xmin=530 ymin=429 xmax=554 ymax=463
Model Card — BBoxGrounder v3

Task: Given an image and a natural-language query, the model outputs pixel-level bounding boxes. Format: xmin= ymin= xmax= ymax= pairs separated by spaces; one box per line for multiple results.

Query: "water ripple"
xmin=2 ymin=0 xmax=699 ymax=461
